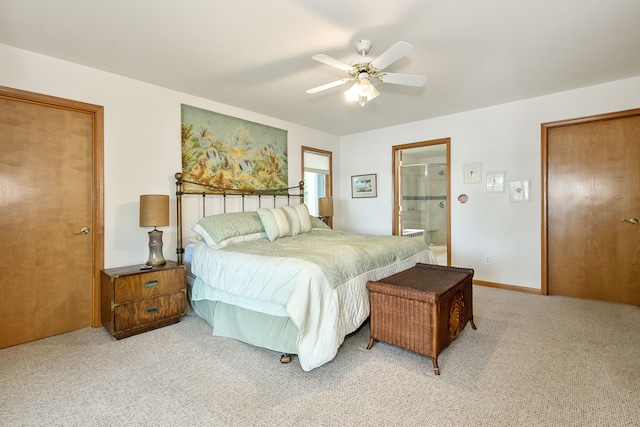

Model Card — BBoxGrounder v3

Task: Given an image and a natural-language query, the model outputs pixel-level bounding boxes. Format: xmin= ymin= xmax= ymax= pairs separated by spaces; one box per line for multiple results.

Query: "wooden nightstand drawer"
xmin=101 ymin=261 xmax=186 ymax=339
xmin=114 ymin=291 xmax=185 ymax=331
xmin=113 ymin=268 xmax=184 ymax=304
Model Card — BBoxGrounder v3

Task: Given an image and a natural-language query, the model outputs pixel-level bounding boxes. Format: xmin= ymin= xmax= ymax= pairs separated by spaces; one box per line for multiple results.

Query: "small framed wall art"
xmin=486 ymin=171 xmax=506 ymax=192
xmin=509 ymin=179 xmax=530 ymax=202
xmin=351 ymin=173 xmax=377 ymax=198
xmin=463 ymin=163 xmax=482 ymax=184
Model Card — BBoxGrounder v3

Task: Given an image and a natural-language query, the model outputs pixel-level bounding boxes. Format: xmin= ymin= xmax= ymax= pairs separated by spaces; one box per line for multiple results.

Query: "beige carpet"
xmin=1 ymin=286 xmax=639 ymax=426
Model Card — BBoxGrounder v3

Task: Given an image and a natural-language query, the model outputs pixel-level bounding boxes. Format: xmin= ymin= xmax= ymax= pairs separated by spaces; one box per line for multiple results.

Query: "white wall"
xmin=339 ymin=76 xmax=640 ymax=289
xmin=3 ymin=42 xmax=639 ymax=288
xmin=0 ymin=43 xmax=340 ymax=268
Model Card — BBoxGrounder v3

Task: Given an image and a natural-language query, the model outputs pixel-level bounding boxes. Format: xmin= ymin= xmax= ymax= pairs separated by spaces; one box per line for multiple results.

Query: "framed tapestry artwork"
xmin=351 ymin=174 xmax=377 ymax=198
xmin=180 ymin=104 xmax=288 ymax=192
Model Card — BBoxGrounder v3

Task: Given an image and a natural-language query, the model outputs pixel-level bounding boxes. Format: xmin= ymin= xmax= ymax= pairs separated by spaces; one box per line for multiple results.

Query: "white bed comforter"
xmin=191 ymin=230 xmax=435 ymax=371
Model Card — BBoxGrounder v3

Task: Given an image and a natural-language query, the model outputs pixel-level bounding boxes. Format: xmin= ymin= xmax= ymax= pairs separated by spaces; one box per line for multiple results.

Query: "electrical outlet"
xmin=484 ymin=255 xmax=491 ymax=264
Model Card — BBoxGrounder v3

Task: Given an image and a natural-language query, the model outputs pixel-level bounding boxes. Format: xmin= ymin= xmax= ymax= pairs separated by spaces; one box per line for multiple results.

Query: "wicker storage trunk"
xmin=366 ymin=263 xmax=476 ymax=375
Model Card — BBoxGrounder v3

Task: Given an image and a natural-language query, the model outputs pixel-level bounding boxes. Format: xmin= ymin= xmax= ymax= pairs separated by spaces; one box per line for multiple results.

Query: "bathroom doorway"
xmin=392 ymin=138 xmax=450 ymax=265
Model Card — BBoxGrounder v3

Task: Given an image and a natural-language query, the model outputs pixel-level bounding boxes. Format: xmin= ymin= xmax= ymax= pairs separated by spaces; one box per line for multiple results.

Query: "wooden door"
xmin=393 ymin=139 xmax=451 ymax=266
xmin=544 ymin=110 xmax=640 ymax=306
xmin=0 ymin=88 xmax=104 ymax=348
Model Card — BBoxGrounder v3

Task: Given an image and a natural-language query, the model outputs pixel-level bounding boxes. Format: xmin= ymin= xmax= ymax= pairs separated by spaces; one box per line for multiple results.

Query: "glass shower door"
xmin=401 ymin=163 xmax=447 ymax=265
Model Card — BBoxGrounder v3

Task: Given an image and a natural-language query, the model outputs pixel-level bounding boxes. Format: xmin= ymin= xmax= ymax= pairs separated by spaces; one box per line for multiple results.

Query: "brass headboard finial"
xmin=175 ymin=173 xmax=184 ymax=263
xmin=299 ymin=181 xmax=304 ymax=203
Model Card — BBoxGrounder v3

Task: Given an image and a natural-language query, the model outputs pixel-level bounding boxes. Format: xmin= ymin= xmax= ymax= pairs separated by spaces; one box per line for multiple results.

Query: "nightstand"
xmin=100 ymin=260 xmax=186 ymax=339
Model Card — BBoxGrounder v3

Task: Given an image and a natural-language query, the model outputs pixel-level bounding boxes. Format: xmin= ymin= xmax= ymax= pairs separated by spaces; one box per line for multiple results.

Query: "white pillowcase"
xmin=257 ymin=207 xmax=291 ymax=241
xmin=281 ymin=204 xmax=312 ymax=236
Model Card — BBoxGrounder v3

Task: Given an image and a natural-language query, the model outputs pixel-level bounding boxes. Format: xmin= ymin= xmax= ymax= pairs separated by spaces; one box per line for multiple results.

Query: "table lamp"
xmin=318 ymin=196 xmax=334 ymax=226
xmin=139 ymin=194 xmax=169 ymax=266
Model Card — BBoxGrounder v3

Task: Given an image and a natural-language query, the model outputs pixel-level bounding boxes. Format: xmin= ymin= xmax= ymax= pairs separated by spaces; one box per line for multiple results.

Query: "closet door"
xmin=0 ymin=89 xmax=103 ymax=347
xmin=546 ymin=111 xmax=640 ymax=306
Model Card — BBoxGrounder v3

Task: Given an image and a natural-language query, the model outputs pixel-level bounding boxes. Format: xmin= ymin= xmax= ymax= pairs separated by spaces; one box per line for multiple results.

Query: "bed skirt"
xmin=189 ymin=284 xmax=299 ymax=354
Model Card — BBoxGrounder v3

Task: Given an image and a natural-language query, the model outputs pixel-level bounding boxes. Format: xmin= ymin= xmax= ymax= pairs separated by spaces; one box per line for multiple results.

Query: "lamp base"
xmin=318 ymin=216 xmax=333 ymax=228
xmin=146 ymin=228 xmax=166 ymax=266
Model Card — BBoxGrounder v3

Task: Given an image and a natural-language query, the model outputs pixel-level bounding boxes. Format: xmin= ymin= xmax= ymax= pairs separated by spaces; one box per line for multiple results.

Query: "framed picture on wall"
xmin=463 ymin=163 xmax=482 ymax=184
xmin=509 ymin=179 xmax=530 ymax=201
xmin=486 ymin=171 xmax=506 ymax=192
xmin=351 ymin=174 xmax=377 ymax=198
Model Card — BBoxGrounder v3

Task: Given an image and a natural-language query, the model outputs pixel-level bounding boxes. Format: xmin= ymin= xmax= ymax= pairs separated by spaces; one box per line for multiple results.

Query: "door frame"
xmin=541 ymin=107 xmax=640 ymax=296
xmin=392 ymin=138 xmax=451 ymax=264
xmin=0 ymin=86 xmax=105 ymax=326
xmin=301 ymin=146 xmax=333 ymax=227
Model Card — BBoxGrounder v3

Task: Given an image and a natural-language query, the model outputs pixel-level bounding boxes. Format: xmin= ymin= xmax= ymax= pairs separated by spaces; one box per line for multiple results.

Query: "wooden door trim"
xmin=301 ymin=145 xmax=333 ymax=227
xmin=301 ymin=145 xmax=333 ymax=197
xmin=541 ymin=107 xmax=640 ymax=296
xmin=392 ymin=138 xmax=451 ymax=263
xmin=0 ymin=86 xmax=105 ymax=327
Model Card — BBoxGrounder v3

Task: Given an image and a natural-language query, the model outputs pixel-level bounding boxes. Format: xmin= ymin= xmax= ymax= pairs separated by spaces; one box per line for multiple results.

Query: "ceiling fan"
xmin=306 ymin=40 xmax=427 ymax=107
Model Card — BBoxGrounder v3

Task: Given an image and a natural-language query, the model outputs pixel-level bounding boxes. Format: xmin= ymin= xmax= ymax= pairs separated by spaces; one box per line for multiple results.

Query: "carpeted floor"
xmin=1 ymin=286 xmax=639 ymax=426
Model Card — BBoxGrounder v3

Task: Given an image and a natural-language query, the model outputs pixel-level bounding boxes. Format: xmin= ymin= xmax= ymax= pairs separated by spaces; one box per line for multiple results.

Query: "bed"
xmin=175 ymin=173 xmax=436 ymax=371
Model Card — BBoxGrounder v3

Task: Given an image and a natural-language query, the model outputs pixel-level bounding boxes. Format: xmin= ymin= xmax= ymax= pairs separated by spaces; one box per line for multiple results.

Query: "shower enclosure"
xmin=401 ymin=163 xmax=447 ymax=263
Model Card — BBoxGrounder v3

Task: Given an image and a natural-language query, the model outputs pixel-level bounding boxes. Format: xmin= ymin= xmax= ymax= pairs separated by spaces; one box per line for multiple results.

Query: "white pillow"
xmin=281 ymin=204 xmax=312 ymax=236
xmin=257 ymin=208 xmax=291 ymax=241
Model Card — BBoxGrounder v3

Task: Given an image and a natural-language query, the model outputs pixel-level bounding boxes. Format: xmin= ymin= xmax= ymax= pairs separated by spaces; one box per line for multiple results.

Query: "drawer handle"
xmin=146 ymin=306 xmax=159 ymax=314
xmin=145 ymin=280 xmax=159 ymax=288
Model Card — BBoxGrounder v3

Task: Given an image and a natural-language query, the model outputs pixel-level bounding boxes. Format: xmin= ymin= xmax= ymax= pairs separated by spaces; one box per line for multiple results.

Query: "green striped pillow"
xmin=257 ymin=207 xmax=291 ymax=241
xmin=282 ymin=204 xmax=312 ymax=236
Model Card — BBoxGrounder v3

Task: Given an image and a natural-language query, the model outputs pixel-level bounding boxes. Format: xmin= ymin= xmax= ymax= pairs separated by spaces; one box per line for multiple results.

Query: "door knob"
xmin=621 ymin=218 xmax=638 ymax=225
xmin=74 ymin=227 xmax=90 ymax=235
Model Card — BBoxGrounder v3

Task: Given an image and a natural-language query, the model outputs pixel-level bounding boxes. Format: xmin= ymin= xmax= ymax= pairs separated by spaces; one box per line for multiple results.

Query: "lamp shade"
xmin=345 ymin=74 xmax=380 ymax=107
xmin=140 ymin=194 xmax=169 ymax=227
xmin=318 ymin=197 xmax=334 ymax=217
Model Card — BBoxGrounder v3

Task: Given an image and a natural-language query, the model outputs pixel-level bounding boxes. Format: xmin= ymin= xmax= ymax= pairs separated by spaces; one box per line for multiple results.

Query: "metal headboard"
xmin=174 ymin=172 xmax=304 ymax=264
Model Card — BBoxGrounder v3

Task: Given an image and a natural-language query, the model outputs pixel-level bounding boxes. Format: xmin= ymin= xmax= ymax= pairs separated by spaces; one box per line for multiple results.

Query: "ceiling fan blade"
xmin=379 ymin=73 xmax=427 ymax=87
xmin=311 ymin=54 xmax=353 ymax=72
xmin=371 ymin=41 xmax=413 ymax=71
xmin=306 ymin=78 xmax=352 ymax=94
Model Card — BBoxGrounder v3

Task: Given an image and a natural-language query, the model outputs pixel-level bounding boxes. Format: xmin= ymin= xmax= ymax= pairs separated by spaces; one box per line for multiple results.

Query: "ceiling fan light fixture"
xmin=345 ymin=76 xmax=380 ymax=107
xmin=308 ymin=39 xmax=425 ymax=105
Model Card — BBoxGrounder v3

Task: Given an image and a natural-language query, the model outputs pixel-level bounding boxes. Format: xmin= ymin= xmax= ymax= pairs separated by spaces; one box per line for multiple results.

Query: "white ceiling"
xmin=1 ymin=0 xmax=640 ymax=136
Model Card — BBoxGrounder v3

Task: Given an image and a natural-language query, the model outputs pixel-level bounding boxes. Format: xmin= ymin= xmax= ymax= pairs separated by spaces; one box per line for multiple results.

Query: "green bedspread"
xmin=220 ymin=230 xmax=428 ymax=290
